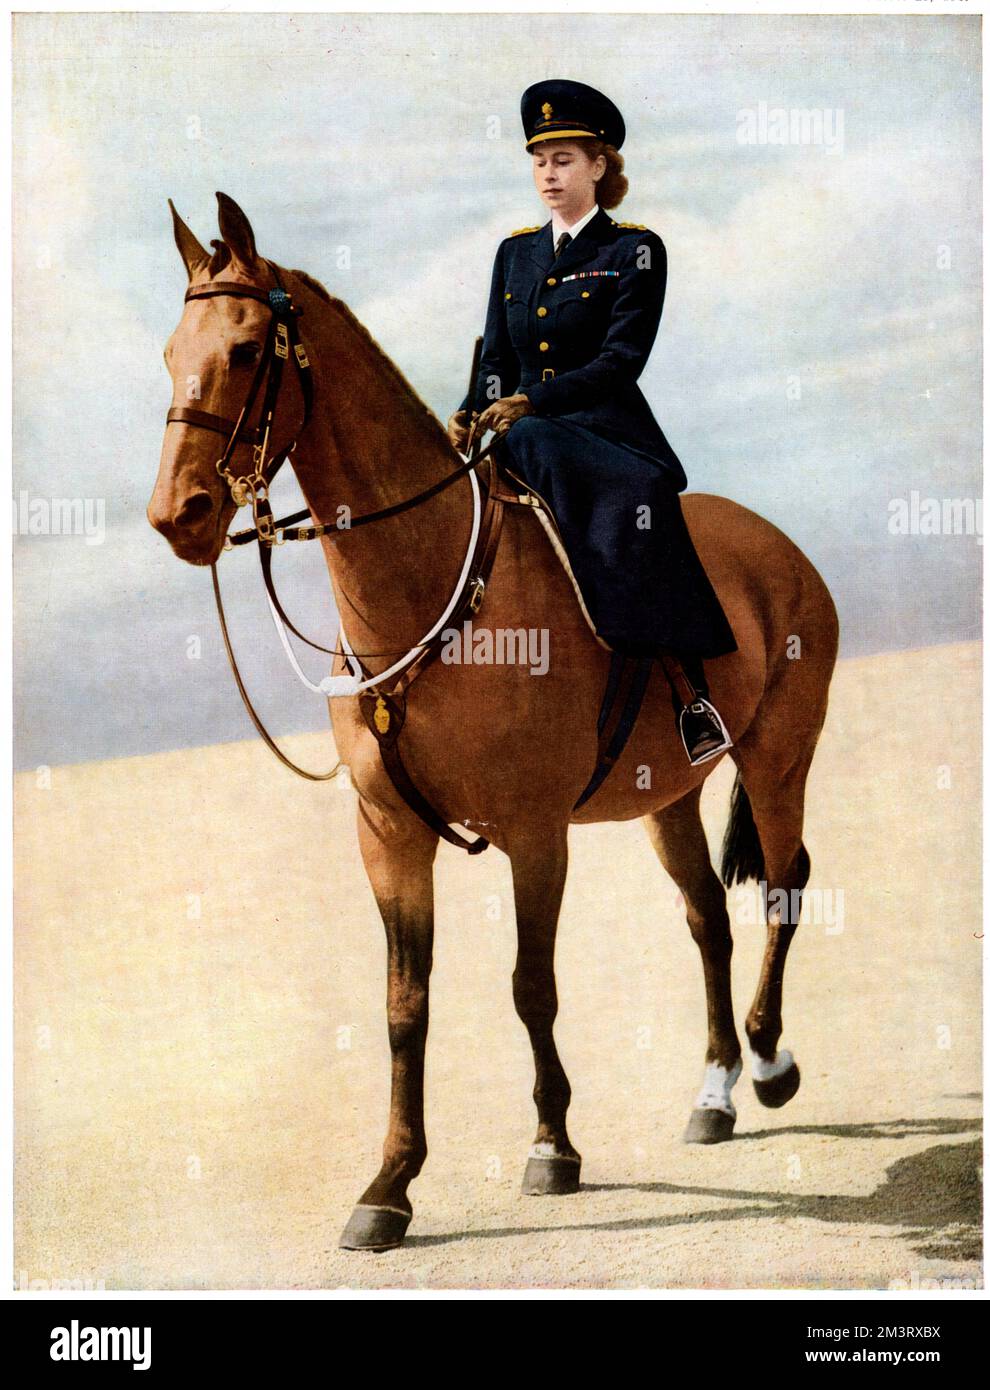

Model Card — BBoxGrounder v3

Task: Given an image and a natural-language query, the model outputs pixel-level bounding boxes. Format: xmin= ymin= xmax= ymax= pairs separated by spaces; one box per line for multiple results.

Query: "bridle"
xmin=164 ymin=265 xmax=505 ymax=799
xmin=166 ymin=260 xmax=313 ymax=548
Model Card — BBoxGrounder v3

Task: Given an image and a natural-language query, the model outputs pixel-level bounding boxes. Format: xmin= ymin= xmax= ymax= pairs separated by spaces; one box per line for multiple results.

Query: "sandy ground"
xmin=14 ymin=641 xmax=982 ymax=1291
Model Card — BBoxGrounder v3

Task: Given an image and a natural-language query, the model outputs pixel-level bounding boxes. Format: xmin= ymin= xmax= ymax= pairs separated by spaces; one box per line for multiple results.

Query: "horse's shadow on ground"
xmin=407 ymin=1118 xmax=982 ymax=1260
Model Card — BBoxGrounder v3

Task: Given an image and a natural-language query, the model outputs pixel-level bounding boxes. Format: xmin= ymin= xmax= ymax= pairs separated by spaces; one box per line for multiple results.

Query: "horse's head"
xmin=149 ymin=193 xmax=303 ymax=565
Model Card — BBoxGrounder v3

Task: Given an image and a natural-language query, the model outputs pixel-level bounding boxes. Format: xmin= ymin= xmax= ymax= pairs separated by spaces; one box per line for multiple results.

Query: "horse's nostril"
xmin=148 ymin=503 xmax=173 ymax=537
xmin=175 ymin=492 xmax=214 ymax=527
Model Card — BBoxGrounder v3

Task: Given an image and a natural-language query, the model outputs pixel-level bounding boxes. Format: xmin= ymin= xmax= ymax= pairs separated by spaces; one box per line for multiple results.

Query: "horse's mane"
xmin=289 ymin=267 xmax=331 ymax=303
xmin=287 ymin=265 xmax=458 ymax=459
xmin=201 ymin=243 xmax=457 ymax=457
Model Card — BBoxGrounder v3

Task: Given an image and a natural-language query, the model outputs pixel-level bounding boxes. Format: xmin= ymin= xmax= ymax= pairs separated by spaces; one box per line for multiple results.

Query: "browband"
xmin=183 ymin=281 xmax=273 ymax=306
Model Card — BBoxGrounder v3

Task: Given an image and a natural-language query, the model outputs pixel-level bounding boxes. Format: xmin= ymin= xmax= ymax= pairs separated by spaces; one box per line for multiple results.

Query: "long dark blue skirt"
xmin=498 ymin=416 xmax=737 ymax=658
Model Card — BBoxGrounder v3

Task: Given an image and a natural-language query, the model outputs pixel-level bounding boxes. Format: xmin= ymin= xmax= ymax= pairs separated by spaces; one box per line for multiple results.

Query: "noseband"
xmin=165 ymin=261 xmax=312 ymax=545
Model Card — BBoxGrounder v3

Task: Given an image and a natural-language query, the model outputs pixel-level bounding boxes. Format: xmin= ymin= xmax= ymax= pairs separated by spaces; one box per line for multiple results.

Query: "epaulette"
xmin=612 ymin=220 xmax=649 ymax=231
xmin=508 ymin=224 xmax=541 ymax=237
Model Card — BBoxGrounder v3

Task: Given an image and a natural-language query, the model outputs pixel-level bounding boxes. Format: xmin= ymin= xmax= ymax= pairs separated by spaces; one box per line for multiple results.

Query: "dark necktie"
xmin=554 ymin=231 xmax=572 ymax=260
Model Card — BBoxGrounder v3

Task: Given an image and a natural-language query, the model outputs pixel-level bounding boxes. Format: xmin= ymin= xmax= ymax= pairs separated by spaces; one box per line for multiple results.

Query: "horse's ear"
xmin=216 ymin=192 xmax=258 ymax=273
xmin=168 ymin=199 xmax=209 ymax=281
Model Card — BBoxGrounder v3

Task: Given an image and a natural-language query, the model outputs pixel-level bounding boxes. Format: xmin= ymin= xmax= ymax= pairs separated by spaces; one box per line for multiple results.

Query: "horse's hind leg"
xmin=732 ymin=757 xmax=811 ymax=1108
xmin=507 ymin=829 xmax=581 ymax=1194
xmin=339 ymin=800 xmax=439 ymax=1252
xmin=644 ymin=788 xmax=741 ymax=1144
xmin=728 ymin=739 xmax=817 ymax=1106
xmin=725 ymin=581 xmax=836 ymax=1110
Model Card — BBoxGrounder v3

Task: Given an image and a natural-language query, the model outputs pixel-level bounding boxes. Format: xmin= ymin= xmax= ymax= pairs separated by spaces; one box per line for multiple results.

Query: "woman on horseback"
xmin=447 ymin=79 xmax=736 ymax=765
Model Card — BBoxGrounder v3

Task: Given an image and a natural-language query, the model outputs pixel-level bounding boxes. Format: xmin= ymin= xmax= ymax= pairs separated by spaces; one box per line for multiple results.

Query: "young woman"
xmin=448 ymin=79 xmax=737 ymax=765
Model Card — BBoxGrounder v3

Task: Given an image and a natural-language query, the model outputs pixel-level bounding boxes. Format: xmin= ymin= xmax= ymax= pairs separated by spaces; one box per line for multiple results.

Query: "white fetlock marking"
xmin=749 ymin=1047 xmax=794 ymax=1082
xmin=528 ymin=1142 xmax=580 ymax=1162
xmin=693 ymin=1060 xmax=742 ymax=1117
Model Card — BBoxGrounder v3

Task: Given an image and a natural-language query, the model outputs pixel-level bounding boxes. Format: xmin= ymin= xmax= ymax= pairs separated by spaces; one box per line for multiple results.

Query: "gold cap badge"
xmin=541 ymin=102 xmax=553 ymax=121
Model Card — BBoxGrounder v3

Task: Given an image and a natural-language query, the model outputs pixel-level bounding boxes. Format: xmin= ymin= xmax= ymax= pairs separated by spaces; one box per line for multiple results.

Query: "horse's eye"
xmin=230 ymin=341 xmax=262 ymax=368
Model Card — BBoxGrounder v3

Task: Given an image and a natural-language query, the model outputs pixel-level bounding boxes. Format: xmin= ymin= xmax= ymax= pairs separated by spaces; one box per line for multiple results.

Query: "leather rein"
xmin=166 ymin=266 xmax=507 ymax=847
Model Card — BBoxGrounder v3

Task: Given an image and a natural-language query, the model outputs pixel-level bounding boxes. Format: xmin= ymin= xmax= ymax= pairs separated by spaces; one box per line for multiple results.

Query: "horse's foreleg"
xmin=644 ymin=789 xmax=741 ymax=1144
xmin=508 ymin=830 xmax=581 ymax=1195
xmin=339 ymin=799 xmax=439 ymax=1252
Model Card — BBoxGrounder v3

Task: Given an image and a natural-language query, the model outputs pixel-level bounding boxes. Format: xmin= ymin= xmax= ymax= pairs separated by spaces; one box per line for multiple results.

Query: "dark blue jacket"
xmin=462 ymin=206 xmax=688 ymax=491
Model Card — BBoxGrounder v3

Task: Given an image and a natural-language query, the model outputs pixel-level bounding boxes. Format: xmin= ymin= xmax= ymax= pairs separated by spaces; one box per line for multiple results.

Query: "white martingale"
xmin=694 ymin=1060 xmax=743 ymax=1117
xmin=749 ymin=1047 xmax=794 ymax=1082
xmin=326 ymin=468 xmax=483 ymax=698
xmin=266 ymin=590 xmax=330 ymax=694
xmin=263 ymin=467 xmax=484 ymax=699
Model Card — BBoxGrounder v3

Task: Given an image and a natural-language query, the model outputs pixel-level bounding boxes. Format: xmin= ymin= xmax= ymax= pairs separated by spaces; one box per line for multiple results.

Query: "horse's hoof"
xmin=522 ymin=1153 xmax=582 ymax=1195
xmin=753 ymin=1061 xmax=801 ymax=1109
xmin=338 ymin=1204 xmax=411 ymax=1251
xmin=684 ymin=1107 xmax=736 ymax=1144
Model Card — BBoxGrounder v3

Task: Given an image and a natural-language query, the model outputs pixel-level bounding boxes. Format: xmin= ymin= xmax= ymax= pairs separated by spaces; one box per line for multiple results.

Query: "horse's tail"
xmin=719 ymin=772 xmax=765 ymax=887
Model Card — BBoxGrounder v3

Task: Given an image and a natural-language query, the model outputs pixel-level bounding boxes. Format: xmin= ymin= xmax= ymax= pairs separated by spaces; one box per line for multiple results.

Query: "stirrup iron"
xmin=679 ymin=697 xmax=733 ymax=767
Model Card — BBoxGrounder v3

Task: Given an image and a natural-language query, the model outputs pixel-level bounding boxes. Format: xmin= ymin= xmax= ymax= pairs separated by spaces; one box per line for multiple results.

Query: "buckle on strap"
xmin=468 ymin=577 xmax=486 ymax=614
xmin=542 ymin=368 xmax=555 ymax=381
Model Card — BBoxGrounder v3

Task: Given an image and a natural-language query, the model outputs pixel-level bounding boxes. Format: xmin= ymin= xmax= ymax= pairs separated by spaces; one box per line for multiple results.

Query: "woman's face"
xmin=530 ymin=141 xmax=605 ymax=221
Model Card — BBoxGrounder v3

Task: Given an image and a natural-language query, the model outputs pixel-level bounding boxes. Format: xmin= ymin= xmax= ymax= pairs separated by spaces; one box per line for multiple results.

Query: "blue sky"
xmin=12 ymin=11 xmax=982 ymax=768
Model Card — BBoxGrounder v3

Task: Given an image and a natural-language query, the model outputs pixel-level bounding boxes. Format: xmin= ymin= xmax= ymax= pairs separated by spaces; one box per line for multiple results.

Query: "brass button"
xmin=581 ymin=290 xmax=590 ymax=299
xmin=546 ymin=277 xmax=557 ymax=287
xmin=537 ymin=306 xmax=548 ymax=318
xmin=539 ymin=341 xmax=550 ymax=352
xmin=505 ymin=292 xmax=512 ymax=301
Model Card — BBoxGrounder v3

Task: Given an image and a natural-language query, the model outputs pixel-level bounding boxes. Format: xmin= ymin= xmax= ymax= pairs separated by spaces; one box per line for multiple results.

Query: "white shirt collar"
xmin=551 ymin=203 xmax=600 ymax=245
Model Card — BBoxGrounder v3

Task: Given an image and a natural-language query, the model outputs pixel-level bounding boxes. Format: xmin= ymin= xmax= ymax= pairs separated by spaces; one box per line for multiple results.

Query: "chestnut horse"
xmin=149 ymin=194 xmax=839 ymax=1251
